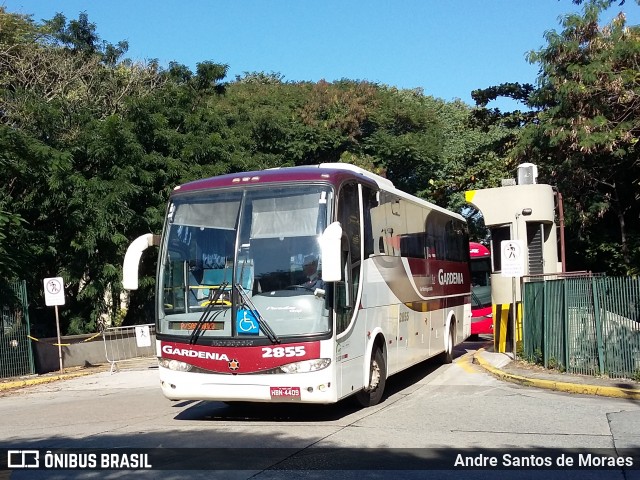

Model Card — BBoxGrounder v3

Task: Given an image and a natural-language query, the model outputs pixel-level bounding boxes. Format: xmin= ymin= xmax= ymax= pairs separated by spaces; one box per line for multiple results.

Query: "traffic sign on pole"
xmin=500 ymin=240 xmax=525 ymax=360
xmin=44 ymin=277 xmax=65 ymax=306
xmin=43 ymin=276 xmax=65 ymax=373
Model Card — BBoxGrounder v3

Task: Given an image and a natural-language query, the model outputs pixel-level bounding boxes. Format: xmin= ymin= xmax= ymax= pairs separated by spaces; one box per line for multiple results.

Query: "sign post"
xmin=500 ymin=240 xmax=525 ymax=359
xmin=43 ymin=277 xmax=66 ymax=373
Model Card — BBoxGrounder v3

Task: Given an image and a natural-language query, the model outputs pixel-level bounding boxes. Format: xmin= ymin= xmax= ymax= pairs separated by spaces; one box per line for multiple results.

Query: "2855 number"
xmin=262 ymin=346 xmax=306 ymax=358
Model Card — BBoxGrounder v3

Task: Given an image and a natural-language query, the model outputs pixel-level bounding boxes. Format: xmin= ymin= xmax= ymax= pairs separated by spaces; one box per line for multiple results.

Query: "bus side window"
xmin=362 ymin=186 xmax=377 ymax=258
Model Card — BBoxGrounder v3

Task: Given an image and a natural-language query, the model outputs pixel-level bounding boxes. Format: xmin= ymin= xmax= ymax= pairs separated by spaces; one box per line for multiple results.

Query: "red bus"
xmin=469 ymin=242 xmax=492 ymax=337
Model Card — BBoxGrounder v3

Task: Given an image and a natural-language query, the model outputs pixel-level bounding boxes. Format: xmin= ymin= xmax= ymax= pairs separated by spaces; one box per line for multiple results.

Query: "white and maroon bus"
xmin=469 ymin=242 xmax=492 ymax=337
xmin=123 ymin=163 xmax=471 ymax=406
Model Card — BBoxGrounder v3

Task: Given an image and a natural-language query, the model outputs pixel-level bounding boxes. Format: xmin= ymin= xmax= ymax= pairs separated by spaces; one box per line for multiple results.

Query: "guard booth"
xmin=465 ymin=164 xmax=562 ymax=353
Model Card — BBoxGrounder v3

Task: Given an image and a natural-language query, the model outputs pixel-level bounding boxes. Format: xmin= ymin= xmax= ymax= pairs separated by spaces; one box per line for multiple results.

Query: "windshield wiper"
xmin=189 ymin=281 xmax=229 ymax=345
xmin=235 ymin=283 xmax=280 ymax=344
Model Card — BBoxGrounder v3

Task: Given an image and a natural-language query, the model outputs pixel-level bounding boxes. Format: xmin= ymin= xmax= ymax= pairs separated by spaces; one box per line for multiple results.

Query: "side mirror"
xmin=319 ymin=222 xmax=342 ymax=282
xmin=122 ymin=234 xmax=160 ymax=290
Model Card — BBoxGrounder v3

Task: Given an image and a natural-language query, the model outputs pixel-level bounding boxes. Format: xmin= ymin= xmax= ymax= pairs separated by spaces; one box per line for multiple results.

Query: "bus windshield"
xmin=157 ymin=184 xmax=333 ymax=340
xmin=470 ymin=256 xmax=491 ymax=309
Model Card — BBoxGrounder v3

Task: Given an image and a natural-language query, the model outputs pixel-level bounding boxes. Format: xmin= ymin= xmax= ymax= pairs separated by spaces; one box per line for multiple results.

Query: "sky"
xmin=3 ymin=1 xmax=639 ymax=110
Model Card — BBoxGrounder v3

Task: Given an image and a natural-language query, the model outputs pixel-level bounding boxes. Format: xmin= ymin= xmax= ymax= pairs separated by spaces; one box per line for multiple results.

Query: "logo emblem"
xmin=8 ymin=450 xmax=40 ymax=468
xmin=228 ymin=359 xmax=240 ymax=371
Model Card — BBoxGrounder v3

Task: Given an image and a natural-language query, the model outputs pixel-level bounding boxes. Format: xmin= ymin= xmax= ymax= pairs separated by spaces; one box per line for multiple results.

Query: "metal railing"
xmin=0 ymin=280 xmax=34 ymax=379
xmin=522 ymin=274 xmax=640 ymax=380
xmin=102 ymin=324 xmax=157 ymax=373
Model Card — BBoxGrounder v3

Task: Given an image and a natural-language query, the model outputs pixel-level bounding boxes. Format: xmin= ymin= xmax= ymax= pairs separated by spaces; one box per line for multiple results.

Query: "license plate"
xmin=270 ymin=386 xmax=301 ymax=398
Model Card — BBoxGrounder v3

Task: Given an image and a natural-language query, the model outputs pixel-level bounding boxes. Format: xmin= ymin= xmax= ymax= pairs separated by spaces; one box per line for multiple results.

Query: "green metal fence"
xmin=0 ymin=280 xmax=35 ymax=378
xmin=522 ymin=275 xmax=640 ymax=380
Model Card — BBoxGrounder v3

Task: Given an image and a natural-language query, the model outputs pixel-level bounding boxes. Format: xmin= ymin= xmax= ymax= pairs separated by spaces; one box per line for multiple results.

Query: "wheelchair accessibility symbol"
xmin=237 ymin=309 xmax=259 ymax=335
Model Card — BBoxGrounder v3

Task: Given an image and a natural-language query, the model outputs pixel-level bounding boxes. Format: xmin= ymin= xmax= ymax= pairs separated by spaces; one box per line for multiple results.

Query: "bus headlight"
xmin=160 ymin=358 xmax=192 ymax=372
xmin=277 ymin=358 xmax=331 ymax=374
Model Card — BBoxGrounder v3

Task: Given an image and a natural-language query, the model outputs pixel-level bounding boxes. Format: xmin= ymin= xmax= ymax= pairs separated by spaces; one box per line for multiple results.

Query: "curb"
xmin=473 ymin=352 xmax=640 ymax=400
xmin=0 ymin=369 xmax=106 ymax=392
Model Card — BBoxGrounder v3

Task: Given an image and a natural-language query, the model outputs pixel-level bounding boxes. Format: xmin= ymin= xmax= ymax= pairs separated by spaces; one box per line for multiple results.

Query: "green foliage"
xmin=519 ymin=1 xmax=640 ymax=274
xmin=472 ymin=82 xmax=535 ymax=109
xmin=0 ymin=4 xmax=514 ymax=332
xmin=0 ymin=7 xmax=37 ymax=45
xmin=5 ymin=3 xmax=633 ymax=333
xmin=473 ymin=0 xmax=640 ymax=275
xmin=533 ymin=349 xmax=544 ymax=365
xmin=547 ymin=357 xmax=562 ymax=371
xmin=0 ymin=206 xmax=24 ymax=304
xmin=0 ymin=209 xmax=23 ymax=277
xmin=41 ymin=11 xmax=128 ymax=64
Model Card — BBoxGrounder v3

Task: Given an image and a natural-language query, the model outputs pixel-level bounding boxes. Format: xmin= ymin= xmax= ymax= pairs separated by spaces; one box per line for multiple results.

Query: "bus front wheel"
xmin=355 ymin=347 xmax=386 ymax=407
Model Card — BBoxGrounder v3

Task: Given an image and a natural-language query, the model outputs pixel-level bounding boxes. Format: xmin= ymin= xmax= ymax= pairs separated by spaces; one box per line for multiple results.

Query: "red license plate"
xmin=270 ymin=386 xmax=301 ymax=398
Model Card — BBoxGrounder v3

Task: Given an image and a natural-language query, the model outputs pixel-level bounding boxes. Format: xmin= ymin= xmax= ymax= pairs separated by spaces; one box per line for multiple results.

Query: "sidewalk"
xmin=473 ymin=348 xmax=640 ymax=400
xmin=0 ymin=358 xmax=156 ymax=392
xmin=0 ymin=365 xmax=110 ymax=392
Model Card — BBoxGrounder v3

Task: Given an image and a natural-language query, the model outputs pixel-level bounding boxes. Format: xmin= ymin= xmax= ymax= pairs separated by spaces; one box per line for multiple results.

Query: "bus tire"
xmin=441 ymin=324 xmax=455 ymax=364
xmin=354 ymin=347 xmax=386 ymax=407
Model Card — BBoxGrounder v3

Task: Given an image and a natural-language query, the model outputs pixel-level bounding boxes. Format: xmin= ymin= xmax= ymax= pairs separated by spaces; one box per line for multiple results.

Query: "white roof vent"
xmin=517 ymin=163 xmax=538 ymax=185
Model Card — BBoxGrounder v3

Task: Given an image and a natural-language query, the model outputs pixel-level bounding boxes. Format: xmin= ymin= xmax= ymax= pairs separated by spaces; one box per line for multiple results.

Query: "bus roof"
xmin=469 ymin=242 xmax=490 ymax=258
xmin=174 ymin=164 xmax=389 ymax=192
xmin=172 ymin=163 xmax=465 ymax=222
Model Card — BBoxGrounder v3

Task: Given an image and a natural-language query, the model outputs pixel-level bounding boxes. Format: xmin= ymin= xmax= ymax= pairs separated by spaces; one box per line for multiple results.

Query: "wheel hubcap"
xmin=369 ymin=360 xmax=381 ymax=391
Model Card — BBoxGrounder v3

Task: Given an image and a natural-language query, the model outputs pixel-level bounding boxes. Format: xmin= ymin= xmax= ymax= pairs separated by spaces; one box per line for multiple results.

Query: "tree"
xmin=0 ymin=9 xmax=167 ymax=333
xmin=0 ymin=208 xmax=24 ymax=304
xmin=41 ymin=12 xmax=128 ymax=64
xmin=512 ymin=1 xmax=640 ymax=273
xmin=0 ymin=5 xmax=542 ymax=332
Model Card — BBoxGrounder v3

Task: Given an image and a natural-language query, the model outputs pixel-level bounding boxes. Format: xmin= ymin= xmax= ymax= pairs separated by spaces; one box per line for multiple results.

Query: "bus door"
xmin=335 ymin=182 xmax=367 ymax=396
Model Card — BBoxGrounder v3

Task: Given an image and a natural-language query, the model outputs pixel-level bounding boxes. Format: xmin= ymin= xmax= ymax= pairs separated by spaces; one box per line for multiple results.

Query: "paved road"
xmin=1 ymin=340 xmax=639 ymax=479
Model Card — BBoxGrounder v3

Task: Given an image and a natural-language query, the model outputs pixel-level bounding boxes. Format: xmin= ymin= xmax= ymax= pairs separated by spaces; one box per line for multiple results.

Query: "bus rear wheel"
xmin=355 ymin=347 xmax=386 ymax=407
xmin=441 ymin=325 xmax=455 ymax=364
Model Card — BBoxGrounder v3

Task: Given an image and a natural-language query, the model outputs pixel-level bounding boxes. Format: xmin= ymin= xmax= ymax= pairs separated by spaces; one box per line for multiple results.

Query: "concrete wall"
xmin=32 ymin=330 xmax=157 ymax=374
